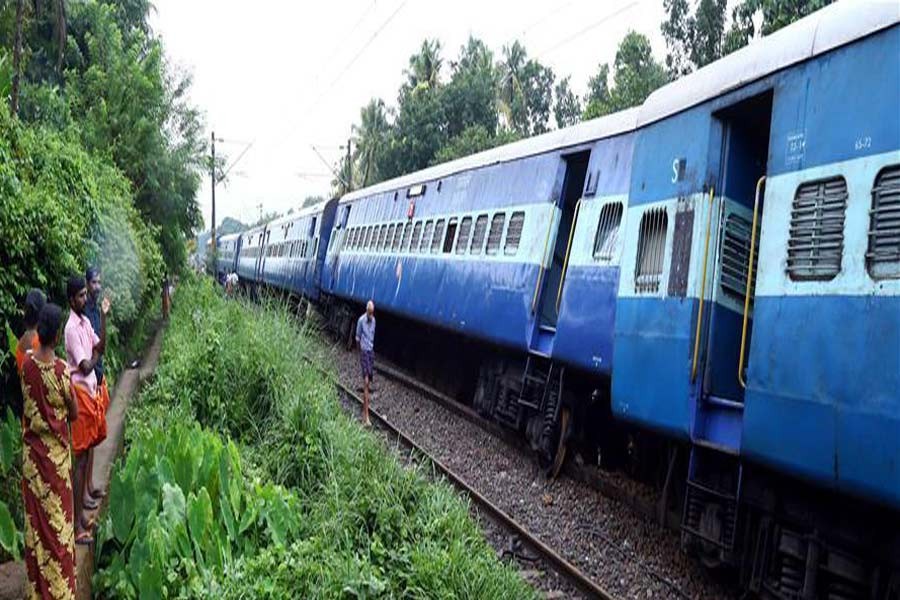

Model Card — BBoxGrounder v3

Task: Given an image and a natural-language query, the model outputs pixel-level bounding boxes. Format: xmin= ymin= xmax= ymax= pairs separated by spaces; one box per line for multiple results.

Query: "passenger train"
xmin=215 ymin=4 xmax=899 ymax=597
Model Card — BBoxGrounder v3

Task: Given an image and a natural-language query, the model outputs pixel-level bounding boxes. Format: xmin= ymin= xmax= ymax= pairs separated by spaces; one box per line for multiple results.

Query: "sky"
xmin=149 ymin=0 xmax=670 ymax=230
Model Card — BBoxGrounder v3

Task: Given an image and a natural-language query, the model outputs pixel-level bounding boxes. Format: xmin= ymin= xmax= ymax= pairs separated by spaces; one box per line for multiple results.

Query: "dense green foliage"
xmin=0 ymin=102 xmax=164 ymax=375
xmin=662 ymin=0 xmax=836 ymax=75
xmin=0 ymin=406 xmax=23 ymax=563
xmin=0 ymin=0 xmax=204 ymax=565
xmin=582 ymin=31 xmax=670 ymax=119
xmin=95 ymin=279 xmax=535 ymax=598
xmin=1 ymin=0 xmax=205 ymax=273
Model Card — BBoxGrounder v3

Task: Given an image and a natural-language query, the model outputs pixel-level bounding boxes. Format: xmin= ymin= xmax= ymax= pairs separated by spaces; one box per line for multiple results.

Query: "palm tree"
xmin=10 ymin=0 xmax=67 ymax=115
xmin=404 ymin=39 xmax=443 ymax=93
xmin=352 ymin=99 xmax=390 ymax=187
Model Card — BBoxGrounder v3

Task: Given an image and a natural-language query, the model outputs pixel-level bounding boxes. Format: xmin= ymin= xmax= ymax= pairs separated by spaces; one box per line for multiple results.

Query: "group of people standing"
xmin=14 ymin=268 xmax=111 ymax=600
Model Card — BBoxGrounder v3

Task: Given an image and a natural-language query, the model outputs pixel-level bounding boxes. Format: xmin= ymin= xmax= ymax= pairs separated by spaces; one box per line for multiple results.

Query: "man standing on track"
xmin=355 ymin=300 xmax=376 ymax=427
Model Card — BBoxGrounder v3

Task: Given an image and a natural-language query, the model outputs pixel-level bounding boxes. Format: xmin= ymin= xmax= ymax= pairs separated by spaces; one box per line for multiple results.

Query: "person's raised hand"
xmin=101 ymin=296 xmax=111 ymax=315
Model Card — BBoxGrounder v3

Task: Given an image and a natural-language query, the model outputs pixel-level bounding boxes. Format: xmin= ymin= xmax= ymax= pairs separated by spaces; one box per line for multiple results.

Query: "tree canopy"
xmin=1 ymin=0 xmax=206 ymax=272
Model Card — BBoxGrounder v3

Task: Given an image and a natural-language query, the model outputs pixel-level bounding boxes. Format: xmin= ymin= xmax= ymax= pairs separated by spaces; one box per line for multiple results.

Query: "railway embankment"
xmin=87 ymin=278 xmax=534 ymax=598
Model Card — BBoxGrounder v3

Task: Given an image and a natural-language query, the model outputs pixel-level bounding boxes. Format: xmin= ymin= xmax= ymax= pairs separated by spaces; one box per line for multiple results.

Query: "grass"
xmin=94 ymin=277 xmax=535 ymax=599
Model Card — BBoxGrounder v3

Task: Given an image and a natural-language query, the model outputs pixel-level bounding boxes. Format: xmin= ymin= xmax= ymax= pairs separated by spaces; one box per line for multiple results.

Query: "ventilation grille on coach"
xmin=635 ymin=207 xmax=668 ymax=293
xmin=721 ymin=213 xmax=759 ymax=302
xmin=867 ymin=165 xmax=900 ymax=280
xmin=593 ymin=202 xmax=623 ymax=262
xmin=504 ymin=211 xmax=525 ymax=255
xmin=787 ymin=177 xmax=847 ymax=281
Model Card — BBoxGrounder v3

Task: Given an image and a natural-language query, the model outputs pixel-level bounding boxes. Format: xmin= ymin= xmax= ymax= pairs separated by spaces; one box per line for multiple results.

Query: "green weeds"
xmin=95 ymin=278 xmax=534 ymax=598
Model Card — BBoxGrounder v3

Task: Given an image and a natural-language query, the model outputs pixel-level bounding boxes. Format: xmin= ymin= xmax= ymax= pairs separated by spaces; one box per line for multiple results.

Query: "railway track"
xmin=305 ymin=337 xmax=734 ymax=599
xmin=304 ymin=357 xmax=615 ymax=599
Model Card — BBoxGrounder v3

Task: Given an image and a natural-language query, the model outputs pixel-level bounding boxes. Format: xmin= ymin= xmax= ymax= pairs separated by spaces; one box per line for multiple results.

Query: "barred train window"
xmin=787 ymin=176 xmax=847 ymax=281
xmin=443 ymin=218 xmax=458 ymax=254
xmin=386 ymin=224 xmax=396 ymax=251
xmin=421 ymin=220 xmax=434 ymax=253
xmin=378 ymin=225 xmax=388 ymax=251
xmin=486 ymin=213 xmax=505 ymax=255
xmin=593 ymin=203 xmax=623 ymax=262
xmin=392 ymin=223 xmax=403 ymax=252
xmin=431 ymin=219 xmax=446 ymax=253
xmin=867 ymin=165 xmax=900 ymax=279
xmin=411 ymin=221 xmax=423 ymax=252
xmin=720 ymin=213 xmax=759 ymax=302
xmin=634 ymin=207 xmax=668 ymax=293
xmin=504 ymin=211 xmax=525 ymax=255
xmin=364 ymin=226 xmax=372 ymax=250
xmin=470 ymin=214 xmax=488 ymax=255
xmin=401 ymin=222 xmax=413 ymax=251
xmin=456 ymin=217 xmax=473 ymax=254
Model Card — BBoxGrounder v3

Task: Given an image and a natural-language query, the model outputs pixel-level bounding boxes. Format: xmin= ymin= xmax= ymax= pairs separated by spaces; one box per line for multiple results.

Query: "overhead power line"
xmin=536 ymin=1 xmax=640 ymax=59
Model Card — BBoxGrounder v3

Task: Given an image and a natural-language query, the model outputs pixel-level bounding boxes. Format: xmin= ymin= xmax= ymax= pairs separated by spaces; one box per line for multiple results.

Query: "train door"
xmin=703 ymin=91 xmax=772 ymax=405
xmin=536 ymin=151 xmax=590 ymax=330
xmin=329 ymin=205 xmax=351 ymax=288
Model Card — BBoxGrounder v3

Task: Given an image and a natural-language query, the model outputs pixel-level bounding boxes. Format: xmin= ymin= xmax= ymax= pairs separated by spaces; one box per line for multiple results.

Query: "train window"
xmin=431 ymin=219 xmax=446 ymax=253
xmin=456 ymin=217 xmax=473 ymax=254
xmin=867 ymin=165 xmax=900 ymax=279
xmin=634 ymin=207 xmax=668 ymax=293
xmin=504 ymin=211 xmax=525 ymax=255
xmin=421 ymin=220 xmax=434 ymax=253
xmin=592 ymin=202 xmax=624 ymax=262
xmin=354 ymin=228 xmax=361 ymax=249
xmin=486 ymin=213 xmax=505 ymax=255
xmin=443 ymin=218 xmax=458 ymax=254
xmin=787 ymin=176 xmax=847 ymax=281
xmin=411 ymin=221 xmax=423 ymax=252
xmin=720 ymin=213 xmax=759 ymax=302
xmin=378 ymin=225 xmax=388 ymax=251
xmin=471 ymin=214 xmax=488 ymax=255
xmin=392 ymin=223 xmax=403 ymax=252
xmin=362 ymin=226 xmax=371 ymax=251
xmin=401 ymin=221 xmax=413 ymax=252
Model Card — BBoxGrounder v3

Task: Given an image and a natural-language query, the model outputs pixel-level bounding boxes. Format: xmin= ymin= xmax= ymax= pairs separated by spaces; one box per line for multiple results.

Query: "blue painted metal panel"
xmin=767 ymin=26 xmax=899 ymax=177
xmin=611 ymin=297 xmax=698 ymax=440
xmin=329 ymin=254 xmax=538 ymax=351
xmin=552 ymin=265 xmax=619 ymax=375
xmin=628 ymin=26 xmax=899 ymax=207
xmin=744 ymin=295 xmax=900 ymax=509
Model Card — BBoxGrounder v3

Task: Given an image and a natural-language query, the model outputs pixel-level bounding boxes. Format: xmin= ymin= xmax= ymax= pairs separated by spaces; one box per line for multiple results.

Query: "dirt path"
xmin=0 ymin=324 xmax=165 ymax=600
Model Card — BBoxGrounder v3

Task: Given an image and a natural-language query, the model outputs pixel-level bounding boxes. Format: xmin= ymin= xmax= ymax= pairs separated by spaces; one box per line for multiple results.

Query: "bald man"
xmin=355 ymin=300 xmax=376 ymax=426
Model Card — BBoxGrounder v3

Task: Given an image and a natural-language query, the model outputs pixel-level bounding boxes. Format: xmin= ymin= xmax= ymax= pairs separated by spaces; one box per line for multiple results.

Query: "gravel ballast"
xmin=319 ymin=340 xmax=738 ymax=600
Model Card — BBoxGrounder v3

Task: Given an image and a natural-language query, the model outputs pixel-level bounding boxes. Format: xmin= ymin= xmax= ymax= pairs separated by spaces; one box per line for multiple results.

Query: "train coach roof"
xmin=217 ymin=232 xmax=240 ymax=244
xmin=638 ymin=0 xmax=899 ymax=127
xmin=340 ymin=107 xmax=639 ymax=203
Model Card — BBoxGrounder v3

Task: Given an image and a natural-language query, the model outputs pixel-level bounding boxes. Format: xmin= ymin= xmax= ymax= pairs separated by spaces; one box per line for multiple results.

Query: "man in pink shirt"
xmin=65 ymin=275 xmax=110 ymax=544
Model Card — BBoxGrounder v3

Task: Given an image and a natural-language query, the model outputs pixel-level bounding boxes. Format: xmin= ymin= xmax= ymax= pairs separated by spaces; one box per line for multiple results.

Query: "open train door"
xmin=682 ymin=91 xmax=772 ymax=567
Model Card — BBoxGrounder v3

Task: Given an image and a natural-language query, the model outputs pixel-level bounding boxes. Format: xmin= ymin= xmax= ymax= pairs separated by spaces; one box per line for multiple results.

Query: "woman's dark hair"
xmin=23 ymin=289 xmax=46 ymax=329
xmin=37 ymin=304 xmax=63 ymax=347
xmin=67 ymin=276 xmax=86 ymax=300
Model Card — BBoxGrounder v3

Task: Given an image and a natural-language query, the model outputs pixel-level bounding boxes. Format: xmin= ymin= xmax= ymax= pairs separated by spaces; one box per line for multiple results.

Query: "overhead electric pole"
xmin=211 ymin=130 xmax=217 ymax=254
xmin=346 ymin=138 xmax=352 ymax=195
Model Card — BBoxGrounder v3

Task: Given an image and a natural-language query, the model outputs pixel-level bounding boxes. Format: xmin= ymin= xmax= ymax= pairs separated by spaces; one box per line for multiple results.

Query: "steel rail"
xmin=304 ymin=357 xmax=616 ymax=600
